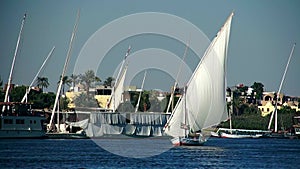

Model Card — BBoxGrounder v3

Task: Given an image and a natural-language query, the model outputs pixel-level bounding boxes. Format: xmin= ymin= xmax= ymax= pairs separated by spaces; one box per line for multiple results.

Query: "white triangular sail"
xmin=107 ymin=64 xmax=128 ymax=111
xmin=164 ymin=12 xmax=233 ymax=137
xmin=106 ymin=46 xmax=131 ymax=111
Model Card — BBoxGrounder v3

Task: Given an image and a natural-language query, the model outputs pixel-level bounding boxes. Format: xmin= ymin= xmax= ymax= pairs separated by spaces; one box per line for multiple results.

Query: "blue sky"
xmin=0 ymin=0 xmax=299 ymax=96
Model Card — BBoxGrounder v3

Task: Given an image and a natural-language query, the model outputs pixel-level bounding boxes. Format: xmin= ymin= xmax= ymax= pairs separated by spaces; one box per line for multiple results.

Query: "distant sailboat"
xmin=106 ymin=46 xmax=131 ymax=112
xmin=267 ymin=43 xmax=296 ymax=138
xmin=71 ymin=46 xmax=132 ymax=138
xmin=164 ymin=12 xmax=234 ymax=146
xmin=211 ymin=89 xmax=271 ymax=139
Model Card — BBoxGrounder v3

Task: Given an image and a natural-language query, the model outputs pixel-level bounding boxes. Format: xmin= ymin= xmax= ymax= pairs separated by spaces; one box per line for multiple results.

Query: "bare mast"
xmin=21 ymin=46 xmax=55 ymax=103
xmin=48 ymin=10 xmax=80 ymax=131
xmin=3 ymin=14 xmax=26 ymax=104
xmin=135 ymin=70 xmax=147 ymax=113
xmin=165 ymin=38 xmax=190 ymax=113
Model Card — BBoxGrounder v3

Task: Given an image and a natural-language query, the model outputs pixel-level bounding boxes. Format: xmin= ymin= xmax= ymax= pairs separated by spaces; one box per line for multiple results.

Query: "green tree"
xmin=58 ymin=75 xmax=71 ymax=95
xmin=80 ymin=70 xmax=101 ymax=94
xmin=103 ymin=77 xmax=114 ymax=87
xmin=70 ymin=74 xmax=79 ymax=89
xmin=10 ymin=85 xmax=26 ymax=102
xmin=139 ymin=91 xmax=151 ymax=112
xmin=36 ymin=76 xmax=49 ymax=92
xmin=251 ymin=82 xmax=264 ymax=100
xmin=29 ymin=91 xmax=55 ymax=109
xmin=0 ymin=76 xmax=3 ymax=102
xmin=74 ymin=92 xmax=99 ymax=108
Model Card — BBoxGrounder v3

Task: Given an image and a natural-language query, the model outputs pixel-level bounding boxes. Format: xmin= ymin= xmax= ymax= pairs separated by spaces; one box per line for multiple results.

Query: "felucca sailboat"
xmin=164 ymin=12 xmax=234 ymax=146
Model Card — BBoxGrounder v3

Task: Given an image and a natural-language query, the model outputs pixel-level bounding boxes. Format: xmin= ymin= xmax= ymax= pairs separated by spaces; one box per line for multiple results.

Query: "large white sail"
xmin=165 ymin=12 xmax=233 ymax=137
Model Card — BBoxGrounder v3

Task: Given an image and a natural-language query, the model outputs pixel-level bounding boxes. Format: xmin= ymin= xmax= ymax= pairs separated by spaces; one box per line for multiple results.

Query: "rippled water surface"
xmin=0 ymin=137 xmax=299 ymax=168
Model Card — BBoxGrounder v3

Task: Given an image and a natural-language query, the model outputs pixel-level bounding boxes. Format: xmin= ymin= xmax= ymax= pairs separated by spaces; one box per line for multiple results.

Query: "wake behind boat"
xmin=212 ymin=128 xmax=271 ymax=139
xmin=163 ymin=12 xmax=234 ymax=146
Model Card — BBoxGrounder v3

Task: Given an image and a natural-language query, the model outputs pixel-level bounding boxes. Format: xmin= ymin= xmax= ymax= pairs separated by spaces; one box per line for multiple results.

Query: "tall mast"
xmin=268 ymin=43 xmax=296 ymax=132
xmin=184 ymin=85 xmax=188 ymax=136
xmin=3 ymin=14 xmax=26 ymax=104
xmin=48 ymin=10 xmax=80 ymax=131
xmin=135 ymin=70 xmax=147 ymax=113
xmin=21 ymin=46 xmax=55 ymax=103
xmin=166 ymin=38 xmax=190 ymax=113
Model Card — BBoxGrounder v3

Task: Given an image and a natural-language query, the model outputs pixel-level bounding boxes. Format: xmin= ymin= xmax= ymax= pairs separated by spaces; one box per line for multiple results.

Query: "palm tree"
xmin=79 ymin=70 xmax=101 ymax=99
xmin=251 ymin=82 xmax=264 ymax=100
xmin=232 ymin=90 xmax=243 ymax=116
xmin=58 ymin=75 xmax=71 ymax=95
xmin=36 ymin=76 xmax=49 ymax=92
xmin=103 ymin=77 xmax=114 ymax=87
xmin=70 ymin=74 xmax=79 ymax=90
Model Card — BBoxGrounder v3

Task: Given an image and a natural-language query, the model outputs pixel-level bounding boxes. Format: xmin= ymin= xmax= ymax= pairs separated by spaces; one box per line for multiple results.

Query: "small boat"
xmin=171 ymin=132 xmax=206 ymax=146
xmin=164 ymin=12 xmax=234 ymax=146
xmin=214 ymin=128 xmax=270 ymax=139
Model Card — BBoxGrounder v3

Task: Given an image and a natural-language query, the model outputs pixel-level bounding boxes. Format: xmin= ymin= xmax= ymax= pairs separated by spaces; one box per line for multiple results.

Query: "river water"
xmin=0 ymin=137 xmax=299 ymax=169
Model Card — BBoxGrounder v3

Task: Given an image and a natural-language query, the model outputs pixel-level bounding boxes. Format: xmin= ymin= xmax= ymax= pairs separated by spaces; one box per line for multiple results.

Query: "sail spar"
xmin=164 ymin=12 xmax=233 ymax=137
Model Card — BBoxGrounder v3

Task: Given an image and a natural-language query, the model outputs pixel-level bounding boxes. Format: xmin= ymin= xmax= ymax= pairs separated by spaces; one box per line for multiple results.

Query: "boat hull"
xmin=171 ymin=137 xmax=206 ymax=146
xmin=46 ymin=132 xmax=88 ymax=139
xmin=0 ymin=116 xmax=46 ymax=139
xmin=0 ymin=130 xmax=45 ymax=138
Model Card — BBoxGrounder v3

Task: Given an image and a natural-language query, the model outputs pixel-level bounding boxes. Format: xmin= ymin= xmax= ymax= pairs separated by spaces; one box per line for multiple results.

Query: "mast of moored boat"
xmin=135 ymin=70 xmax=147 ymax=113
xmin=2 ymin=13 xmax=26 ymax=112
xmin=165 ymin=39 xmax=190 ymax=114
xmin=267 ymin=43 xmax=296 ymax=132
xmin=229 ymin=90 xmax=233 ymax=134
xmin=184 ymin=85 xmax=188 ymax=137
xmin=21 ymin=46 xmax=55 ymax=103
xmin=48 ymin=10 xmax=80 ymax=132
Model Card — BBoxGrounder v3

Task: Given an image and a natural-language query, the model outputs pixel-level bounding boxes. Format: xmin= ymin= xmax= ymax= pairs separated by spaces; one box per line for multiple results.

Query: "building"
xmin=65 ymin=84 xmax=112 ymax=109
xmin=94 ymin=86 xmax=112 ymax=108
xmin=258 ymin=92 xmax=299 ymax=117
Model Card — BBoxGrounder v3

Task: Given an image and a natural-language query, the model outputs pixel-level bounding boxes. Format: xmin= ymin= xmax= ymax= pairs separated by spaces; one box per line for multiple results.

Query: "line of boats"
xmin=1 ymin=12 xmax=299 ymax=147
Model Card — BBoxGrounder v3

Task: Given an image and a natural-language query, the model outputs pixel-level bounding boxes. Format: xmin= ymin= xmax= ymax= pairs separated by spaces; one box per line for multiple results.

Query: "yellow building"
xmin=258 ymin=92 xmax=299 ymax=117
xmin=259 ymin=102 xmax=275 ymax=117
xmin=65 ymin=90 xmax=82 ymax=109
xmin=65 ymin=85 xmax=113 ymax=109
xmin=94 ymin=86 xmax=112 ymax=108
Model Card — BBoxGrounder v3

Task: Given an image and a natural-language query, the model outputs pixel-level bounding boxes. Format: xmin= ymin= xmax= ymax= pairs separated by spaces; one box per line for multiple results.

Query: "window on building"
xmin=265 ymin=96 xmax=272 ymax=101
xmin=96 ymin=89 xmax=112 ymax=95
xmin=267 ymin=108 xmax=269 ymax=112
xmin=16 ymin=119 xmax=25 ymax=124
xmin=4 ymin=119 xmax=13 ymax=124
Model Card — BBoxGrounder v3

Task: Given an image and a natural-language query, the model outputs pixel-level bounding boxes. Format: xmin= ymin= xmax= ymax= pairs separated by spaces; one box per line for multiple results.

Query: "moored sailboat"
xmin=0 ymin=14 xmax=46 ymax=138
xmin=46 ymin=10 xmax=87 ymax=138
xmin=265 ymin=43 xmax=296 ymax=138
xmin=163 ymin=12 xmax=234 ymax=146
